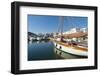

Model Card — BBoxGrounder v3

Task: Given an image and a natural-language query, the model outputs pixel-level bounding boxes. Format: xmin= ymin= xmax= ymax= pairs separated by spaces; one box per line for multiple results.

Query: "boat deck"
xmin=49 ymin=37 xmax=88 ymax=51
xmin=54 ymin=40 xmax=88 ymax=51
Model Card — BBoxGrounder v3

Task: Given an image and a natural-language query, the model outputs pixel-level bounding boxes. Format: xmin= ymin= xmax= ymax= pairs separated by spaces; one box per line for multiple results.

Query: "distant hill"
xmin=28 ymin=32 xmax=38 ymax=37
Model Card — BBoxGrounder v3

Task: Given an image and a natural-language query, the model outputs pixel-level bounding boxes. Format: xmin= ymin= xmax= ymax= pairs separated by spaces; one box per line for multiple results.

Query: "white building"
xmin=80 ymin=28 xmax=88 ymax=32
xmin=63 ymin=28 xmax=87 ymax=34
xmin=62 ymin=28 xmax=88 ymax=42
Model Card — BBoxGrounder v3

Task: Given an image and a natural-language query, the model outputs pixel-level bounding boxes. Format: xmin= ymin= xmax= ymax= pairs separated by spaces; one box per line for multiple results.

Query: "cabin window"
xmin=83 ymin=37 xmax=85 ymax=40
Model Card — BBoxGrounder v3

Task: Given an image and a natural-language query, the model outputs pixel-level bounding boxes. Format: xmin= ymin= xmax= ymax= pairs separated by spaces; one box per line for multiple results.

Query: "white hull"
xmin=53 ymin=41 xmax=88 ymax=57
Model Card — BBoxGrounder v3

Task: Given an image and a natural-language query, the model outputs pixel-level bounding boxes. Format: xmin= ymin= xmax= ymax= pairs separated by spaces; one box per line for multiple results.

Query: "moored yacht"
xmin=52 ymin=16 xmax=88 ymax=58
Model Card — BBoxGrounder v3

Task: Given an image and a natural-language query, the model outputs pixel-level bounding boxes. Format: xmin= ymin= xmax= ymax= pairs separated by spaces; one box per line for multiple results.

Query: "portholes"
xmin=59 ymin=46 xmax=62 ymax=55
xmin=55 ymin=50 xmax=57 ymax=53
xmin=59 ymin=52 xmax=62 ymax=55
xmin=59 ymin=46 xmax=62 ymax=49
xmin=56 ymin=44 xmax=57 ymax=47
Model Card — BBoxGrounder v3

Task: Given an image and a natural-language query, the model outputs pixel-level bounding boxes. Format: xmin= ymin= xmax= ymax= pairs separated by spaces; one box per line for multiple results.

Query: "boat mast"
xmin=56 ymin=16 xmax=64 ymax=41
xmin=57 ymin=17 xmax=61 ymax=35
xmin=60 ymin=16 xmax=64 ymax=37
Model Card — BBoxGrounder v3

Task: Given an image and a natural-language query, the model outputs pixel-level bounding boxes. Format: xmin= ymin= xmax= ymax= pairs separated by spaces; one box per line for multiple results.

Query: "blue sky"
xmin=28 ymin=15 xmax=88 ymax=34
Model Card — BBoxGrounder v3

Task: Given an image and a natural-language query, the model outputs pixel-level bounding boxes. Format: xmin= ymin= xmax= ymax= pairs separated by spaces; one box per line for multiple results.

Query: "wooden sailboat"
xmin=53 ymin=16 xmax=88 ymax=58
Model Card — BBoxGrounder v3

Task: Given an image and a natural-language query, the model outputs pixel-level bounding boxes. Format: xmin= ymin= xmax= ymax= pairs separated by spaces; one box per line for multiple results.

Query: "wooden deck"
xmin=55 ymin=41 xmax=88 ymax=51
xmin=49 ymin=38 xmax=88 ymax=51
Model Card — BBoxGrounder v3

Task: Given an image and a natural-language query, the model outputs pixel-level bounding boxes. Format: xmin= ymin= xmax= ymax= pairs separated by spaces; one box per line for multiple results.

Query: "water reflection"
xmin=28 ymin=40 xmax=62 ymax=61
xmin=28 ymin=40 xmax=83 ymax=61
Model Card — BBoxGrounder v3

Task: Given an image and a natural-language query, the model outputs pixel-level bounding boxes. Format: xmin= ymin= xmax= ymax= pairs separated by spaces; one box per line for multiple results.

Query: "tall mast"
xmin=57 ymin=17 xmax=61 ymax=34
xmin=60 ymin=16 xmax=64 ymax=37
xmin=57 ymin=16 xmax=64 ymax=39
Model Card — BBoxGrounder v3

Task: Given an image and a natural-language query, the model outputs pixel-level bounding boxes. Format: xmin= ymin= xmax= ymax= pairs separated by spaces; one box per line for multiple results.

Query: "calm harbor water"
xmin=28 ymin=40 xmax=82 ymax=61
